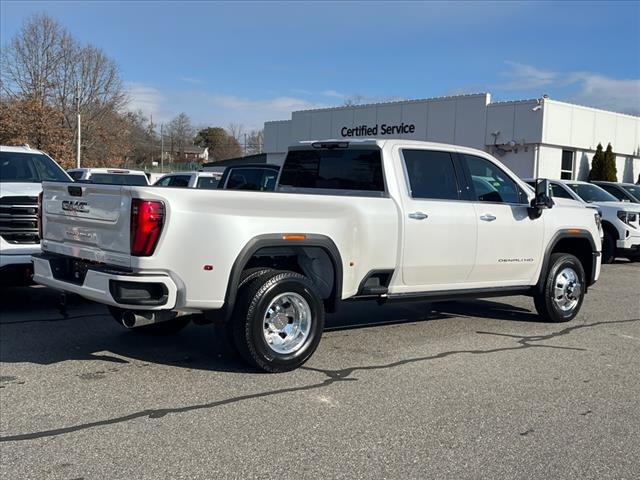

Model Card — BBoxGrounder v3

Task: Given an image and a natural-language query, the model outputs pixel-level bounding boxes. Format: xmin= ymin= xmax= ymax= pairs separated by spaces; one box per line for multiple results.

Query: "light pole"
xmin=76 ymin=82 xmax=81 ymax=168
xmin=160 ymin=123 xmax=164 ymax=173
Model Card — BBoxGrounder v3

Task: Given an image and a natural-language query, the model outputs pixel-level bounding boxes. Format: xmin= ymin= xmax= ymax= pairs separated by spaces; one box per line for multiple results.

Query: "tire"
xmin=231 ymin=270 xmax=325 ymax=373
xmin=108 ymin=306 xmax=191 ymax=335
xmin=601 ymin=231 xmax=616 ymax=264
xmin=534 ymin=253 xmax=586 ymax=323
xmin=214 ymin=267 xmax=277 ymax=351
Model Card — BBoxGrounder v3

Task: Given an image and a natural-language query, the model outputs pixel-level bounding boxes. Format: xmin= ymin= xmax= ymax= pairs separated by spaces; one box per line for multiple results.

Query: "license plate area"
xmin=49 ymin=256 xmax=94 ymax=285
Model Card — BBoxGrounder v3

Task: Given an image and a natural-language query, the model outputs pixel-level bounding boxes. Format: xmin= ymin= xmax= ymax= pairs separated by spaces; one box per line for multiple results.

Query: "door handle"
xmin=480 ymin=214 xmax=497 ymax=222
xmin=408 ymin=212 xmax=428 ymax=220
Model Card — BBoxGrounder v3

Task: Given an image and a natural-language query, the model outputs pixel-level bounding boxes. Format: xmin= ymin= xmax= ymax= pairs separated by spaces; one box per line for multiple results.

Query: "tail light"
xmin=130 ymin=199 xmax=165 ymax=256
xmin=37 ymin=191 xmax=43 ymax=239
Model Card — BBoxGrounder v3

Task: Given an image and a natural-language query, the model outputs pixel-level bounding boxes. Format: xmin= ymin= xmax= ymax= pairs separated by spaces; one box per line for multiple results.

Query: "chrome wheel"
xmin=552 ymin=267 xmax=582 ymax=312
xmin=263 ymin=292 xmax=312 ymax=355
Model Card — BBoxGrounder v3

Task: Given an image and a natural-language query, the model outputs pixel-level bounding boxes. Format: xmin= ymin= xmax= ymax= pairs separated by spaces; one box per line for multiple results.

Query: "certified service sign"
xmin=341 ymin=123 xmax=416 ymax=137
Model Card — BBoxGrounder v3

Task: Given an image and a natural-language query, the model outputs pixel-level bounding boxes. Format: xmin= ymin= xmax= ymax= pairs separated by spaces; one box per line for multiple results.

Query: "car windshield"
xmin=565 ymin=183 xmax=618 ymax=202
xmin=0 ymin=151 xmax=69 ymax=183
xmin=621 ymin=185 xmax=640 ymax=201
xmin=89 ymin=173 xmax=148 ymax=186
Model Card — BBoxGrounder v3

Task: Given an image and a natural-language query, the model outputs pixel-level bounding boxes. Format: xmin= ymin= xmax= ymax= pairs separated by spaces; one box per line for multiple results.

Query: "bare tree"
xmin=1 ymin=13 xmax=129 ymax=166
xmin=166 ymin=113 xmax=194 ymax=160
xmin=245 ymin=129 xmax=264 ymax=155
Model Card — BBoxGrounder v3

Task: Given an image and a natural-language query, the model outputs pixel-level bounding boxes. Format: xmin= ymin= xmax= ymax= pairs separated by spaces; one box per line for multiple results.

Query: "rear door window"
xmin=168 ymin=175 xmax=190 ymax=187
xmin=279 ymin=149 xmax=384 ymax=194
xmin=550 ymin=183 xmax=573 ymax=199
xmin=402 ymin=149 xmax=460 ymax=200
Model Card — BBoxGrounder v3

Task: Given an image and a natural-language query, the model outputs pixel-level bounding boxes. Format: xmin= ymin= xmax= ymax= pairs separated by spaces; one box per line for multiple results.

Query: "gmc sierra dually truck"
xmin=33 ymin=140 xmax=602 ymax=372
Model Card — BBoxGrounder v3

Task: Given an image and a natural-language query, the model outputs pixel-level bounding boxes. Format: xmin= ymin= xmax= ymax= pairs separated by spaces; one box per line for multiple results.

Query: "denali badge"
xmin=62 ymin=200 xmax=89 ymax=213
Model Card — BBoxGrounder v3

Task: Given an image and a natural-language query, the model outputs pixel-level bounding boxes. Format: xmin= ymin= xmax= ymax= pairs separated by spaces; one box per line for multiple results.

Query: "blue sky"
xmin=2 ymin=1 xmax=639 ymax=129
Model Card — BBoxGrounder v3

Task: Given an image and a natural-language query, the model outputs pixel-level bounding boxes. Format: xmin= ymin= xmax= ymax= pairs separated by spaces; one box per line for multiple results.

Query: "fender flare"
xmin=536 ymin=228 xmax=599 ymax=293
xmin=220 ymin=233 xmax=343 ymax=321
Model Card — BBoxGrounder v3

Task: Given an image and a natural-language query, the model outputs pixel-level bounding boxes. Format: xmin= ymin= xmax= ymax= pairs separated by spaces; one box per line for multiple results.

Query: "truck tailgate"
xmin=41 ymin=182 xmax=132 ymax=268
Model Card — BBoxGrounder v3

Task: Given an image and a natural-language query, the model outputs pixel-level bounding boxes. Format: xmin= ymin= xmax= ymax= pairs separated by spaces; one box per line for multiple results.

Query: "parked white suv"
xmin=35 ymin=140 xmax=602 ymax=371
xmin=534 ymin=179 xmax=639 ymax=263
xmin=154 ymin=171 xmax=222 ymax=189
xmin=67 ymin=168 xmax=149 ymax=186
xmin=0 ymin=145 xmax=71 ymax=285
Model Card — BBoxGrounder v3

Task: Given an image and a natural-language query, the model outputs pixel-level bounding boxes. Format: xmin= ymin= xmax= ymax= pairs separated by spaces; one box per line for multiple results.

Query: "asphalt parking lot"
xmin=1 ymin=262 xmax=639 ymax=480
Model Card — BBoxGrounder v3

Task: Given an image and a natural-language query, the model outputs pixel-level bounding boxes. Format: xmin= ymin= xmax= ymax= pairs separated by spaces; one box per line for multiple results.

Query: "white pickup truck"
xmin=33 ymin=140 xmax=602 ymax=372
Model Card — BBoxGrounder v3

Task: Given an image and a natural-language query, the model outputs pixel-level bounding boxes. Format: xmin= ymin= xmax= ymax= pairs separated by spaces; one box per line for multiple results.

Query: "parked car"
xmin=215 ymin=164 xmax=280 ymax=191
xmin=67 ymin=168 xmax=149 ymax=185
xmin=526 ymin=179 xmax=639 ymax=263
xmin=154 ymin=171 xmax=223 ymax=189
xmin=0 ymin=145 xmax=72 ymax=285
xmin=35 ymin=139 xmax=602 ymax=372
xmin=591 ymin=181 xmax=640 ymax=203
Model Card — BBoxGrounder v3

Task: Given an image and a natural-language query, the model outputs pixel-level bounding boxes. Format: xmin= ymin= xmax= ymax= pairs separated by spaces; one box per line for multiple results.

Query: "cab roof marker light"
xmin=311 ymin=141 xmax=349 ymax=149
xmin=282 ymin=234 xmax=307 ymax=241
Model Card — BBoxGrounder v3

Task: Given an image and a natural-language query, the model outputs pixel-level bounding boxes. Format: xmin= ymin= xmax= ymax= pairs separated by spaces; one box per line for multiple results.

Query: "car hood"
xmin=591 ymin=201 xmax=640 ymax=212
xmin=0 ymin=182 xmax=43 ymax=198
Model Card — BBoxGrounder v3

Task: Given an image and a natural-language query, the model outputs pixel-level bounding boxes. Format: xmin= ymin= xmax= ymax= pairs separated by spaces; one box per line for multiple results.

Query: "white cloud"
xmin=568 ymin=73 xmax=640 ymax=114
xmin=208 ymin=94 xmax=327 ymax=115
xmin=497 ymin=62 xmax=640 ymax=114
xmin=321 ymin=89 xmax=345 ymax=98
xmin=500 ymin=61 xmax=557 ymax=90
xmin=125 ymin=82 xmax=170 ymax=121
xmin=180 ymin=76 xmax=203 ymax=85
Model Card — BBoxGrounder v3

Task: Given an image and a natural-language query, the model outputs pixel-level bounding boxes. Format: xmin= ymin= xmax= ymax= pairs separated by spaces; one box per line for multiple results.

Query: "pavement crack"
xmin=1 ymin=317 xmax=638 ymax=443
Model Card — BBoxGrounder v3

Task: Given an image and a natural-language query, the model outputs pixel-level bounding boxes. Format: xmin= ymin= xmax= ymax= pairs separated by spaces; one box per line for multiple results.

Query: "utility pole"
xmin=160 ymin=123 xmax=164 ymax=173
xmin=76 ymin=82 xmax=81 ymax=168
xmin=243 ymin=133 xmax=247 ymax=156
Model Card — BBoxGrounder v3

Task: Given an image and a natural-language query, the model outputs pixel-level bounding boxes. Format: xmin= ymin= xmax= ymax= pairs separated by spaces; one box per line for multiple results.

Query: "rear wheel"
xmin=534 ymin=253 xmax=585 ymax=323
xmin=601 ymin=231 xmax=616 ymax=264
xmin=231 ymin=270 xmax=324 ymax=372
xmin=108 ymin=306 xmax=191 ymax=335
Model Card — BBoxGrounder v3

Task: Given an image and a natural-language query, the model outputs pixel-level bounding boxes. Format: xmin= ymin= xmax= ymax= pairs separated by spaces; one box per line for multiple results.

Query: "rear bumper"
xmin=32 ymin=253 xmax=178 ymax=310
xmin=0 ymin=252 xmax=37 ymax=268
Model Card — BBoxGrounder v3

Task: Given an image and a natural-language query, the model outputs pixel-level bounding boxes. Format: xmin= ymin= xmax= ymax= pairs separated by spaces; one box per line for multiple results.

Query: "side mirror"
xmin=528 ymin=179 xmax=554 ymax=219
xmin=534 ymin=179 xmax=554 ymax=209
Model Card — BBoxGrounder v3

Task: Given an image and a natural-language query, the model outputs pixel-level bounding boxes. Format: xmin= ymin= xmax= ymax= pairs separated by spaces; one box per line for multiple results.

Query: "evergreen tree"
xmin=588 ymin=143 xmax=605 ymax=181
xmin=603 ymin=143 xmax=617 ymax=182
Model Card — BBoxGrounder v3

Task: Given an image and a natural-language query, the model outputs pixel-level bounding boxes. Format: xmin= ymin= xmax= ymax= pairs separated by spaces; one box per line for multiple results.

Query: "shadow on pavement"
xmin=1 ymin=285 xmax=540 ymax=373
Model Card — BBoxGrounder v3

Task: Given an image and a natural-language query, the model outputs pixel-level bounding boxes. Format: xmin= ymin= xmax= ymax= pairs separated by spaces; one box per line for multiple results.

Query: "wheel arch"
xmin=220 ymin=234 xmax=343 ymax=320
xmin=536 ymin=229 xmax=598 ymax=293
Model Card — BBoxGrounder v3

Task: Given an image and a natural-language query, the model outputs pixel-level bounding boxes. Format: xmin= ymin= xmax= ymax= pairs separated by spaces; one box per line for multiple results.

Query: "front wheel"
xmin=231 ymin=270 xmax=325 ymax=373
xmin=534 ymin=253 xmax=586 ymax=323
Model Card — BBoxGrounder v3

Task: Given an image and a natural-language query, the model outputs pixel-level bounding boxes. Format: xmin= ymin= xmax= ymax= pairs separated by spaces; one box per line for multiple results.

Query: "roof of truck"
xmin=0 ymin=145 xmax=46 ymax=154
xmin=295 ymin=139 xmax=492 ymax=157
xmin=67 ymin=168 xmax=147 ymax=175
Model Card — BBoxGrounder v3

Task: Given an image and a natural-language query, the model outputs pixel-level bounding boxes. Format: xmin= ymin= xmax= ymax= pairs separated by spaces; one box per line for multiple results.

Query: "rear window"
xmin=279 ymin=149 xmax=384 ymax=194
xmin=196 ymin=176 xmax=220 ymax=189
xmin=67 ymin=170 xmax=84 ymax=181
xmin=89 ymin=174 xmax=148 ymax=186
xmin=0 ymin=151 xmax=69 ymax=183
xmin=225 ymin=168 xmax=278 ymax=191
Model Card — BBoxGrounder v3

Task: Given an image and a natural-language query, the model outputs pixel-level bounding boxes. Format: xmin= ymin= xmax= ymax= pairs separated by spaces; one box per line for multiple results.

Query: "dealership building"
xmin=263 ymin=93 xmax=640 ymax=182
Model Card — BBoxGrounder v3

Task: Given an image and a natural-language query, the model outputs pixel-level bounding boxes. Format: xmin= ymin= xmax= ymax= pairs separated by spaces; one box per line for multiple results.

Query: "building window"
xmin=560 ymin=150 xmax=574 ymax=180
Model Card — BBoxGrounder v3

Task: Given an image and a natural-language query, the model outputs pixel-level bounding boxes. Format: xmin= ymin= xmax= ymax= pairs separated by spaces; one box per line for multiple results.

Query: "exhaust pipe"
xmin=120 ymin=310 xmax=187 ymax=329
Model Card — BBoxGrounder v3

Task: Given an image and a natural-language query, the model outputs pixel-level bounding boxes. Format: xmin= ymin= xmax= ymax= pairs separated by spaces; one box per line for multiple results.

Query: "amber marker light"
xmin=282 ymin=234 xmax=307 ymax=241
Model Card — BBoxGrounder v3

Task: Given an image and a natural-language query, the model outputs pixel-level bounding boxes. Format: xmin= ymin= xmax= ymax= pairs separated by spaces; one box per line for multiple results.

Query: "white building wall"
xmin=264 ymin=94 xmax=640 ymax=180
